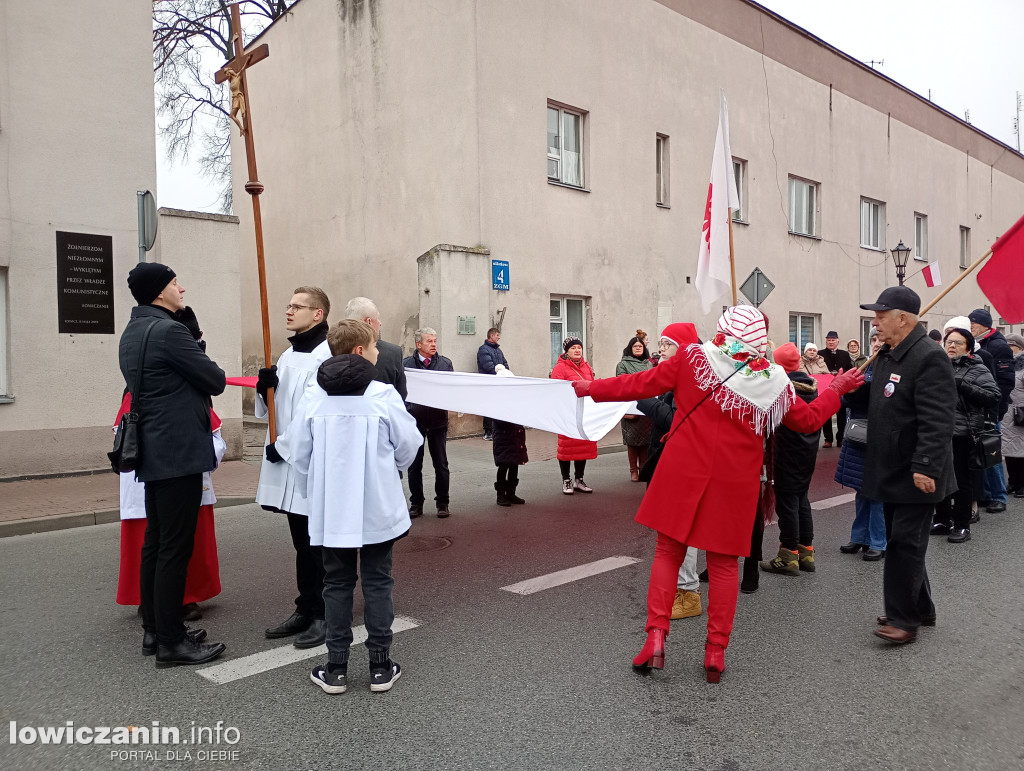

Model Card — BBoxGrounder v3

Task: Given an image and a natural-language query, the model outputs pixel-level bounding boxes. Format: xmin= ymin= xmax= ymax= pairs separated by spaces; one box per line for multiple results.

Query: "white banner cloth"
xmin=405 ymin=369 xmax=640 ymax=441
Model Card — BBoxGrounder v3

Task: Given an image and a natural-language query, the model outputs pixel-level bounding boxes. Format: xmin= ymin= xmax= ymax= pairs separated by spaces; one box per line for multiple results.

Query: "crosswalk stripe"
xmin=811 ymin=493 xmax=857 ymax=510
xmin=501 ymin=556 xmax=642 ymax=596
xmin=196 ymin=615 xmax=421 ymax=685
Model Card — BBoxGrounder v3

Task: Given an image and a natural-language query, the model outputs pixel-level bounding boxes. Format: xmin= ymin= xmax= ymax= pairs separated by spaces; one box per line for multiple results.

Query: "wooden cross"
xmin=215 ymin=3 xmax=278 ymax=440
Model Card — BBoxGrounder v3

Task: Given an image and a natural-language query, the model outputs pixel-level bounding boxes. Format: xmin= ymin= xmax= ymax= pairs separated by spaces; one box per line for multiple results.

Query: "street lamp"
xmin=890 ymin=240 xmax=911 ymax=285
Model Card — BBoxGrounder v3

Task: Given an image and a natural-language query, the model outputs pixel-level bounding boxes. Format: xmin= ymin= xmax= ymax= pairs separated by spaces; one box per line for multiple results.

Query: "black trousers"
xmin=322 ymin=538 xmax=398 ymax=665
xmin=408 ymin=428 xmax=450 ymax=507
xmin=141 ymin=474 xmax=202 ymax=645
xmin=1006 ymin=456 xmax=1024 ymax=493
xmin=934 ymin=437 xmax=974 ymax=530
xmin=558 ymin=459 xmax=587 ymax=480
xmin=483 ymin=417 xmax=494 ymax=436
xmin=822 ymin=408 xmax=847 ymax=444
xmin=883 ymin=502 xmax=937 ymax=631
xmin=743 ymin=500 xmax=765 ymax=586
xmin=287 ymin=512 xmax=325 ymax=619
xmin=775 ymin=490 xmax=814 ymax=550
xmin=496 ymin=464 xmax=519 ymax=485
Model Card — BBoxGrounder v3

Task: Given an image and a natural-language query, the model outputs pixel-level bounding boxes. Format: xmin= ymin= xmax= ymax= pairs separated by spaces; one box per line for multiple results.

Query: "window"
xmin=788 ymin=177 xmax=817 ymax=236
xmin=789 ymin=313 xmax=818 ymax=351
xmin=960 ymin=226 xmax=971 ymax=269
xmin=550 ymin=296 xmax=587 ymax=370
xmin=0 ymin=268 xmax=7 ymax=397
xmin=914 ymin=214 xmax=928 ymax=261
xmin=861 ymin=318 xmax=875 ymax=355
xmin=547 ymin=104 xmax=584 ymax=187
xmin=732 ymin=159 xmax=747 ymax=222
xmin=656 ymin=134 xmax=669 ymax=206
xmin=860 ymin=197 xmax=886 ymax=250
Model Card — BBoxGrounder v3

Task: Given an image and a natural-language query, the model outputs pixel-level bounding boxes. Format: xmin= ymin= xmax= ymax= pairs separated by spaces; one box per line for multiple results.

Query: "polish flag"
xmin=695 ymin=92 xmax=741 ymax=314
xmin=922 ymin=260 xmax=942 ymax=288
xmin=977 ymin=212 xmax=1024 ymax=323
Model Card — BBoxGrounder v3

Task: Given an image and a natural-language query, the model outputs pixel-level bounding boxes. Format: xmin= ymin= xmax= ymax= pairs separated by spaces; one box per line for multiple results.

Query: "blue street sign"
xmin=492 ymin=260 xmax=510 ymax=291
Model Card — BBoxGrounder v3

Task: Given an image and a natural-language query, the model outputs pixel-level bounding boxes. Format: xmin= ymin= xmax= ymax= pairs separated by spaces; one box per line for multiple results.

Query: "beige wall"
xmin=236 ymin=0 xmax=1024 ymax=384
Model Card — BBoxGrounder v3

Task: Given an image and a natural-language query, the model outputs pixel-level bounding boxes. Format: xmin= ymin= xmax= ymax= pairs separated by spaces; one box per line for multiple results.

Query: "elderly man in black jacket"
xmin=820 ymin=331 xmax=853 ymax=447
xmin=969 ymin=308 xmax=1013 ymax=512
xmin=119 ymin=262 xmax=227 ymax=667
xmin=403 ymin=327 xmax=454 ymax=518
xmin=345 ymin=296 xmax=407 ymax=400
xmin=859 ymin=286 xmax=956 ymax=645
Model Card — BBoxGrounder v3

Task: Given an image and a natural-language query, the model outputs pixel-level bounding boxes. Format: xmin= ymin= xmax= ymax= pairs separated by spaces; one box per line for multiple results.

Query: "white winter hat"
xmin=803 ymin=342 xmax=818 ymax=353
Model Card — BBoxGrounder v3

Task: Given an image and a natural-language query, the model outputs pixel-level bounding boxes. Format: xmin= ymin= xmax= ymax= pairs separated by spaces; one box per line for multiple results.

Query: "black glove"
xmin=265 ymin=442 xmax=283 ymax=464
xmin=175 ymin=306 xmax=203 ymax=342
xmin=256 ymin=365 xmax=278 ymax=402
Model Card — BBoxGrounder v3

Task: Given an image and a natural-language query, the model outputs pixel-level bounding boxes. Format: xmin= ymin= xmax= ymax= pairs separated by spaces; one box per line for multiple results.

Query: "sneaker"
xmin=310 ymin=664 xmax=347 ymax=695
xmin=797 ymin=544 xmax=815 ymax=573
xmin=573 ymin=478 xmax=593 ymax=493
xmin=561 ymin=479 xmax=574 ymax=495
xmin=484 ymin=433 xmax=493 ymax=441
xmin=759 ymin=547 xmax=800 ymax=576
xmin=370 ymin=660 xmax=402 ymax=692
xmin=670 ymin=589 xmax=702 ymax=620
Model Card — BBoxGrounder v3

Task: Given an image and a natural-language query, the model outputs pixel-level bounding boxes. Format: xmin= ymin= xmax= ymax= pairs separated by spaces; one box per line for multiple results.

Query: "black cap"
xmin=968 ymin=308 xmax=992 ymax=328
xmin=860 ymin=286 xmax=921 ymax=315
xmin=826 ymin=330 xmax=838 ymax=338
xmin=127 ymin=262 xmax=176 ymax=305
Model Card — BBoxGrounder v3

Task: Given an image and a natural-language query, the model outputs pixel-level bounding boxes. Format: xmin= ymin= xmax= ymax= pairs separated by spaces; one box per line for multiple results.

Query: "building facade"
xmin=233 ymin=0 xmax=1024 ymax=404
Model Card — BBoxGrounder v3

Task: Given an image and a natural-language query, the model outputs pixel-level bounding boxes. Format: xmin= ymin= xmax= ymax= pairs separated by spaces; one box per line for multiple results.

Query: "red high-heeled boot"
xmin=704 ymin=640 xmax=725 ymax=683
xmin=632 ymin=628 xmax=666 ymax=671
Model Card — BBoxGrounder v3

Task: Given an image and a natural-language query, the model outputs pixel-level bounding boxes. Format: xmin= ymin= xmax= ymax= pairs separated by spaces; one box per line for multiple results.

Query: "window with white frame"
xmin=860 ymin=197 xmax=886 ymax=250
xmin=547 ymin=104 xmax=584 ymax=187
xmin=0 ymin=268 xmax=7 ymax=396
xmin=656 ymin=134 xmax=669 ymax=206
xmin=789 ymin=313 xmax=818 ymax=351
xmin=861 ymin=318 xmax=876 ymax=355
xmin=550 ymin=295 xmax=587 ymax=370
xmin=788 ymin=177 xmax=817 ymax=236
xmin=733 ymin=159 xmax=747 ymax=222
xmin=960 ymin=226 xmax=971 ymax=269
xmin=914 ymin=213 xmax=928 ymax=260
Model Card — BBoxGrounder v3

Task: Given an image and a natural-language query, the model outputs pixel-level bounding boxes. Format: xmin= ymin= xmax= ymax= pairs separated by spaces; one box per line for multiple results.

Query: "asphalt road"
xmin=2 ymin=448 xmax=1023 ymax=771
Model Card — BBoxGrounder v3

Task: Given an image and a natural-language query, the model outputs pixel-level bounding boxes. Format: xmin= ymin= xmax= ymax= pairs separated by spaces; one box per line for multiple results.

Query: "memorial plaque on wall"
xmin=56 ymin=231 xmax=115 ymax=334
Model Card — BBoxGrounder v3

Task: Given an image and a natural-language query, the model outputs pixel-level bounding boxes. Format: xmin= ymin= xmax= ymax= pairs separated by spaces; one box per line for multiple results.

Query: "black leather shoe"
xmin=143 ymin=627 xmax=207 ymax=656
xmin=947 ymin=528 xmax=971 ymax=543
xmin=862 ymin=549 xmax=885 ymax=561
xmin=294 ymin=618 xmax=327 ymax=649
xmin=409 ymin=505 xmax=423 ymax=519
xmin=969 ymin=510 xmax=981 ymax=524
xmin=840 ymin=542 xmax=867 ymax=554
xmin=265 ymin=611 xmax=313 ymax=639
xmin=985 ymin=501 xmax=1006 ymax=513
xmin=155 ymin=637 xmax=226 ymax=668
xmin=436 ymin=506 xmax=451 ymax=518
xmin=930 ymin=522 xmax=952 ymax=535
xmin=1015 ymin=488 xmax=1024 ymax=498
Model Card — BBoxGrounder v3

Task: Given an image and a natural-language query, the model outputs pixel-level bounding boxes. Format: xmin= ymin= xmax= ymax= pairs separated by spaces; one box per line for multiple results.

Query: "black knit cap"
xmin=127 ymin=262 xmax=176 ymax=305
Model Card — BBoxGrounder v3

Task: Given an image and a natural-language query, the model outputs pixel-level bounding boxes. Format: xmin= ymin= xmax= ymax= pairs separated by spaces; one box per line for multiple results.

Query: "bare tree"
xmin=153 ymin=1 xmax=296 ymax=213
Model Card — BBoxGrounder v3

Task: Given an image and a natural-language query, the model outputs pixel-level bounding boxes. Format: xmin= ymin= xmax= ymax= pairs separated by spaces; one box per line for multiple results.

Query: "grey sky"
xmin=155 ymin=0 xmax=1023 ymax=213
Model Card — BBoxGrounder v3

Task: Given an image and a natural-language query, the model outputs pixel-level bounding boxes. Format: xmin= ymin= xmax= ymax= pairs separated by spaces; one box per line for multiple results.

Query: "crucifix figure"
xmin=215 ymin=3 xmax=279 ymax=439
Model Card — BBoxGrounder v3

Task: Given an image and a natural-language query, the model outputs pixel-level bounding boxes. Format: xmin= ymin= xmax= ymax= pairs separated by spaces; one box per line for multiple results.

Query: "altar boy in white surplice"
xmin=276 ymin=319 xmax=422 ymax=696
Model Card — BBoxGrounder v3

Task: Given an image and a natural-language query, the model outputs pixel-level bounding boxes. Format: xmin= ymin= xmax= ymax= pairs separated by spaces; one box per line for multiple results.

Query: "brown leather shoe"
xmin=877 ymin=615 xmax=936 ymax=626
xmin=874 ymin=625 xmax=917 ymax=644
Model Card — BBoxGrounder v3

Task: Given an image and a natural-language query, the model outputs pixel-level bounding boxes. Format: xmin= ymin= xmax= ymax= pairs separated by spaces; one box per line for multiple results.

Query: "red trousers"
xmin=646 ymin=532 xmax=738 ymax=649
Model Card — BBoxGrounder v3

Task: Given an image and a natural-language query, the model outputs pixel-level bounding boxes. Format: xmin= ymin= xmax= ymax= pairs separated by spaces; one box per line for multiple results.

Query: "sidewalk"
xmin=0 ymin=428 xmax=625 ymax=538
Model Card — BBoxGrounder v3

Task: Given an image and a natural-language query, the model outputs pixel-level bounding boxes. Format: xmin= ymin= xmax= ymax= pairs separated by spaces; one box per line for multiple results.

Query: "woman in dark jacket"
xmin=931 ymin=328 xmax=1001 ymax=542
xmin=617 ymin=332 xmax=654 ymax=481
xmin=493 ymin=420 xmax=528 ymax=506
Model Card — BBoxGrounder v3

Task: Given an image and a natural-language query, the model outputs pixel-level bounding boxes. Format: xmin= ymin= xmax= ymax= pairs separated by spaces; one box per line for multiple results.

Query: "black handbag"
xmin=844 ymin=417 xmax=868 ymax=447
xmin=108 ymin=320 xmax=158 ymax=473
xmin=968 ymin=426 xmax=1003 ymax=470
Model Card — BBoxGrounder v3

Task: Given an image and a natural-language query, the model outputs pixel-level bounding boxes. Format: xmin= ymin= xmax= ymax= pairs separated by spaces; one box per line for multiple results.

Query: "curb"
xmin=0 ymin=496 xmax=256 ymax=539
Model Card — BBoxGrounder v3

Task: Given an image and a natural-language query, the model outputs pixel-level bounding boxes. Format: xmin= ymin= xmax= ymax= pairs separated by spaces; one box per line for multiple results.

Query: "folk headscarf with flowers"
xmin=684 ymin=305 xmax=795 ymax=435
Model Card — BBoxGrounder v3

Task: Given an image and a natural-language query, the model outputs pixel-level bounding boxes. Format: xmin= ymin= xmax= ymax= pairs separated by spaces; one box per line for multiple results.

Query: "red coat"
xmin=550 ymin=356 xmax=599 ymax=461
xmin=588 ymin=349 xmax=840 ymax=556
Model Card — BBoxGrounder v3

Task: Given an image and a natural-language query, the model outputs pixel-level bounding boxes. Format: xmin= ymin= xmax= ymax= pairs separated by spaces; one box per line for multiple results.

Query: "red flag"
xmin=977 ymin=213 xmax=1024 ymax=324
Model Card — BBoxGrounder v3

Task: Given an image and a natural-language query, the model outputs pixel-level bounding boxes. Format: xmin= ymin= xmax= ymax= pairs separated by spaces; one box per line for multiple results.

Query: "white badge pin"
xmin=884 ymin=382 xmax=896 ymax=397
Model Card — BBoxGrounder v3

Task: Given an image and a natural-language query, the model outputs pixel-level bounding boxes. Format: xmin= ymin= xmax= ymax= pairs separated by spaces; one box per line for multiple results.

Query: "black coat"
xmin=819 ymin=347 xmax=854 ymax=375
xmin=773 ymin=372 xmax=820 ymax=493
xmin=403 ymin=352 xmax=454 ymax=431
xmin=950 ymin=354 xmax=1001 ymax=438
xmin=374 ymin=339 xmax=407 ymax=400
xmin=492 ymin=420 xmax=528 ymax=466
xmin=978 ymin=328 xmax=1015 ymax=417
xmin=861 ymin=323 xmax=956 ymax=504
xmin=118 ymin=305 xmax=226 ymax=482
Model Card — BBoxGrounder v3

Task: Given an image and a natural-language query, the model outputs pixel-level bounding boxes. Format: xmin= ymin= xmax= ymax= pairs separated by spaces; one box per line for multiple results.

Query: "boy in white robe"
xmin=277 ymin=319 xmax=422 ymax=695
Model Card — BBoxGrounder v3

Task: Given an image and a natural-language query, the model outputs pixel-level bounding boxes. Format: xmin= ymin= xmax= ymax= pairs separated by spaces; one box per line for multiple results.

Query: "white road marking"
xmin=196 ymin=615 xmax=421 ymax=685
xmin=501 ymin=556 xmax=642 ymax=596
xmin=811 ymin=493 xmax=857 ymax=510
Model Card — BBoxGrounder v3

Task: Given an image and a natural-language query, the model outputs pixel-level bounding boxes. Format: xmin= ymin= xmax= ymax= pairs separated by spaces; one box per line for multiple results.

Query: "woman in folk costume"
xmin=115 ymin=392 xmax=225 ymax=617
xmin=572 ymin=306 xmax=863 ymax=682
xmin=550 ymin=336 xmax=598 ymax=495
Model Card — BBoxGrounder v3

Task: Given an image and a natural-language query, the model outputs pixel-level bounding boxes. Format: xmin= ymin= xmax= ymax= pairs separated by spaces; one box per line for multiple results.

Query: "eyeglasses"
xmin=285 ymin=304 xmax=313 ymax=313
xmin=945 ymin=340 xmax=967 ymax=347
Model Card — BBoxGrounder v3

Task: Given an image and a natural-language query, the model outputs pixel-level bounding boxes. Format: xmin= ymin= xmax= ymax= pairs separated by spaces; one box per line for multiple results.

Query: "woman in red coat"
xmin=573 ymin=306 xmax=863 ymax=682
xmin=550 ymin=336 xmax=598 ymax=495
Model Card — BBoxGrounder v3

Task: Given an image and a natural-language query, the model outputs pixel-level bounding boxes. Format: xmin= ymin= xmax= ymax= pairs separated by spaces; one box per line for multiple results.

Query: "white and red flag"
xmin=922 ymin=260 xmax=942 ymax=287
xmin=695 ymin=91 xmax=741 ymax=314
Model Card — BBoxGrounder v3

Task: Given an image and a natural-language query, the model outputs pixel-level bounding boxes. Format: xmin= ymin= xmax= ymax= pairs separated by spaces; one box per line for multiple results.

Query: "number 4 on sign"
xmin=497 ymin=270 xmax=504 ymax=282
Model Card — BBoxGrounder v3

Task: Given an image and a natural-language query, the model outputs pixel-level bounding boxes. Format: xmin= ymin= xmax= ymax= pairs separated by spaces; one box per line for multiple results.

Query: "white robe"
xmin=118 ymin=430 xmax=226 ymax=520
xmin=255 ymin=340 xmax=332 ymax=515
xmin=277 ymin=381 xmax=423 ymax=549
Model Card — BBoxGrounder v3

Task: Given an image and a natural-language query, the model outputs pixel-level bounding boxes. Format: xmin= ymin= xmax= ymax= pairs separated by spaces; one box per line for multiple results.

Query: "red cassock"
xmin=550 ymin=356 xmax=599 ymax=461
xmin=588 ymin=347 xmax=840 ymax=557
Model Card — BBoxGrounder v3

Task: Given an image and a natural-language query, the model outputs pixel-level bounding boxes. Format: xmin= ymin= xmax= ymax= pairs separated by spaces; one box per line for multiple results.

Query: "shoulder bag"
xmin=958 ymin=390 xmax=1002 ymax=470
xmin=844 ymin=417 xmax=868 ymax=447
xmin=108 ymin=320 xmax=159 ymax=473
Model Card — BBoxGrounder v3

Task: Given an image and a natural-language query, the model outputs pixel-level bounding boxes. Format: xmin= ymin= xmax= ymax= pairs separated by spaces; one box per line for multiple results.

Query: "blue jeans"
xmin=850 ymin=492 xmax=887 ymax=551
xmin=983 ymin=422 xmax=1007 ymax=503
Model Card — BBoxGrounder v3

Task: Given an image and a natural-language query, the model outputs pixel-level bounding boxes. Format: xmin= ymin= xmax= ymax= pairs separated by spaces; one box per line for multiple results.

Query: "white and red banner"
xmin=695 ymin=91 xmax=741 ymax=314
xmin=922 ymin=260 xmax=942 ymax=288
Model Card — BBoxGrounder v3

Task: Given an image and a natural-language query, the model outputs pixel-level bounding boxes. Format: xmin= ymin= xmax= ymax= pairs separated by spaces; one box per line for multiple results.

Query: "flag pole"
xmin=727 ymin=208 xmax=738 ymax=305
xmin=858 ymin=248 xmax=993 ymax=371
